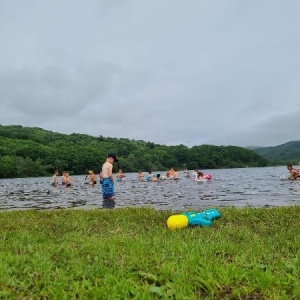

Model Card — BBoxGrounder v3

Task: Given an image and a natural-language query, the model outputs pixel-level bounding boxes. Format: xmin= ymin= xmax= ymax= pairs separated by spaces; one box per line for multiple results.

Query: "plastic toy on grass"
xmin=167 ymin=208 xmax=221 ymax=230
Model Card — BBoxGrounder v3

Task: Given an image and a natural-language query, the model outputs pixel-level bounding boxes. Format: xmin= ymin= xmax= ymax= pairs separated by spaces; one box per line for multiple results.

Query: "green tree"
xmin=0 ymin=156 xmax=17 ymax=178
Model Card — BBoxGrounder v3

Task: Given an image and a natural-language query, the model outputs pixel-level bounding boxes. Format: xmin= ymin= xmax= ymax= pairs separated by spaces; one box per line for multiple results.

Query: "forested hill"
xmin=253 ymin=141 xmax=300 ymax=165
xmin=0 ymin=125 xmax=268 ymax=178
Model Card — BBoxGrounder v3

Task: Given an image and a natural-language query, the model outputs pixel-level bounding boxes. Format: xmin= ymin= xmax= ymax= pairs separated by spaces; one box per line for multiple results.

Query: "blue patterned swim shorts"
xmin=101 ymin=178 xmax=115 ymax=199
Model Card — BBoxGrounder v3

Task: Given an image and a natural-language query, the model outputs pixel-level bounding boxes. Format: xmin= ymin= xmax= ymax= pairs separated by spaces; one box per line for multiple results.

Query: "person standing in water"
xmin=287 ymin=164 xmax=300 ymax=180
xmin=64 ymin=172 xmax=74 ymax=187
xmin=51 ymin=170 xmax=58 ymax=187
xmin=61 ymin=171 xmax=67 ymax=186
xmin=101 ymin=153 xmax=118 ymax=200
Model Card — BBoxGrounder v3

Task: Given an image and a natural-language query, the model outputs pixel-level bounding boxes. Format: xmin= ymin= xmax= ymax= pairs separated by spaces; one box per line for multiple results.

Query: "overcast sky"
xmin=1 ymin=0 xmax=299 ymax=147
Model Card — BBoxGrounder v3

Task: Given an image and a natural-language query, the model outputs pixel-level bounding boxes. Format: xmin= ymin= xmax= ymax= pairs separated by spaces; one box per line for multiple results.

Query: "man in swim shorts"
xmin=101 ymin=153 xmax=118 ymax=200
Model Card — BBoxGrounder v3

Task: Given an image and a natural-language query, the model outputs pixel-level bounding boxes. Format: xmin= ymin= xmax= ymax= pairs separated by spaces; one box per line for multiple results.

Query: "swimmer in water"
xmin=51 ymin=170 xmax=58 ymax=187
xmin=116 ymin=169 xmax=126 ymax=181
xmin=173 ymin=168 xmax=179 ymax=180
xmin=88 ymin=170 xmax=97 ymax=186
xmin=153 ymin=173 xmax=161 ymax=182
xmin=64 ymin=172 xmax=73 ymax=187
xmin=61 ymin=171 xmax=67 ymax=185
xmin=287 ymin=164 xmax=300 ymax=180
xmin=137 ymin=171 xmax=145 ymax=181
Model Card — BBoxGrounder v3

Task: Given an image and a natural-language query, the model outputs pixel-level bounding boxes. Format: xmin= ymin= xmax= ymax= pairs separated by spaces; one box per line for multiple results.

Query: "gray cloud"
xmin=209 ymin=109 xmax=300 ymax=147
xmin=0 ymin=0 xmax=299 ymax=147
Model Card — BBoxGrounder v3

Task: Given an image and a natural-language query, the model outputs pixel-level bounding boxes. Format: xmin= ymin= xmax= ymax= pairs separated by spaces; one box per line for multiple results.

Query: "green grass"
xmin=0 ymin=206 xmax=299 ymax=299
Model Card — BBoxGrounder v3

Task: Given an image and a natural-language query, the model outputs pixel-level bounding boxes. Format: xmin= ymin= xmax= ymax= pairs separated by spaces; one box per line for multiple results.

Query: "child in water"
xmin=116 ymin=169 xmax=126 ymax=182
xmin=164 ymin=168 xmax=174 ymax=179
xmin=197 ymin=171 xmax=205 ymax=181
xmin=137 ymin=171 xmax=145 ymax=181
xmin=51 ymin=170 xmax=58 ymax=187
xmin=153 ymin=174 xmax=161 ymax=182
xmin=173 ymin=168 xmax=179 ymax=180
xmin=64 ymin=173 xmax=73 ymax=187
xmin=61 ymin=171 xmax=67 ymax=185
xmin=145 ymin=171 xmax=154 ymax=181
xmin=88 ymin=170 xmax=97 ymax=186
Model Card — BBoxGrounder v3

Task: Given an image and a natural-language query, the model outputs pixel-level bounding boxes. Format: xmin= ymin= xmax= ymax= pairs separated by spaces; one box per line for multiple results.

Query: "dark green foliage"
xmin=253 ymin=141 xmax=300 ymax=165
xmin=0 ymin=124 xmax=268 ymax=178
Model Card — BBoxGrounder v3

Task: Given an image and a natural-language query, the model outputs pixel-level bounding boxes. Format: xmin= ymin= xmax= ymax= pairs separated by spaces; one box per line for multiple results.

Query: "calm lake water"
xmin=0 ymin=166 xmax=299 ymax=211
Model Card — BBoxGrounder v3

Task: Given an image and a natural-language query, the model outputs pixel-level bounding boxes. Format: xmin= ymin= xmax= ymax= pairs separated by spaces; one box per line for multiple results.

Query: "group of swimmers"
xmin=51 ymin=171 xmax=75 ymax=187
xmin=163 ymin=168 xmax=179 ymax=180
xmin=51 ymin=169 xmax=98 ymax=188
xmin=52 ymin=167 xmax=209 ymax=187
xmin=50 ymin=156 xmax=300 ymax=207
xmin=137 ymin=168 xmax=180 ymax=182
xmin=137 ymin=171 xmax=161 ymax=181
xmin=51 ymin=154 xmax=185 ymax=202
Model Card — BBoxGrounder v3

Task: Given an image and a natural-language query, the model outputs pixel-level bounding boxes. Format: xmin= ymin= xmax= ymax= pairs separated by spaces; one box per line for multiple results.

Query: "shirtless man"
xmin=287 ymin=164 xmax=300 ymax=180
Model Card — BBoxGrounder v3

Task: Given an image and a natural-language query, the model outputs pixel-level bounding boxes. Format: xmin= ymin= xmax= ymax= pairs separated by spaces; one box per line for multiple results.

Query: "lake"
xmin=0 ymin=166 xmax=299 ymax=211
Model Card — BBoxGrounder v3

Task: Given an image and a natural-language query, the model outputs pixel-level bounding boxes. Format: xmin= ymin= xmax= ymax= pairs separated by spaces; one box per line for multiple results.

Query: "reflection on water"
xmin=0 ymin=167 xmax=300 ymax=211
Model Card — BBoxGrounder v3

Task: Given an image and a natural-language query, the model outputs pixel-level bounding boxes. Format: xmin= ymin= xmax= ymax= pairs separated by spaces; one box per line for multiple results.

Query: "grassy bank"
xmin=0 ymin=206 xmax=299 ymax=299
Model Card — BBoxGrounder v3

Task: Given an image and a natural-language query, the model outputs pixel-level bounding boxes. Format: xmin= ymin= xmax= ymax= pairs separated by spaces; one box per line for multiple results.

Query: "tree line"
xmin=0 ymin=125 xmax=269 ymax=178
xmin=252 ymin=141 xmax=300 ymax=165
